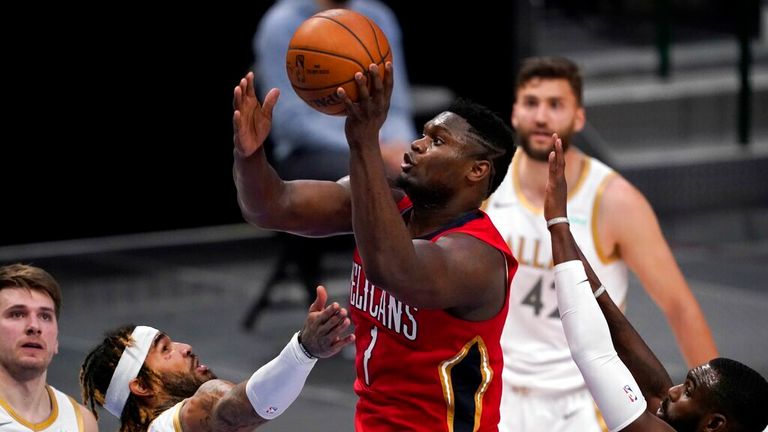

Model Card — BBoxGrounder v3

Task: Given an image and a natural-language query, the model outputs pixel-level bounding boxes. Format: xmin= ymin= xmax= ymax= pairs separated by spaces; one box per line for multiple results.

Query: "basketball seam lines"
xmin=314 ymin=15 xmax=376 ymax=64
xmin=364 ymin=16 xmax=388 ymax=60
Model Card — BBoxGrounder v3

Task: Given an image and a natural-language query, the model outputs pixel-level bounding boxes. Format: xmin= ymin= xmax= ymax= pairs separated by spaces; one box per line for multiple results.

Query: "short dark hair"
xmin=0 ymin=264 xmax=62 ymax=319
xmin=447 ymin=98 xmax=516 ymax=197
xmin=707 ymin=357 xmax=768 ymax=432
xmin=516 ymin=56 xmax=583 ymax=106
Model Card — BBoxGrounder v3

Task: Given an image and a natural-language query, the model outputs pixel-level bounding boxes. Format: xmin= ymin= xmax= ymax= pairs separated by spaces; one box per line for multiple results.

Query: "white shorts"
xmin=499 ymin=386 xmax=607 ymax=432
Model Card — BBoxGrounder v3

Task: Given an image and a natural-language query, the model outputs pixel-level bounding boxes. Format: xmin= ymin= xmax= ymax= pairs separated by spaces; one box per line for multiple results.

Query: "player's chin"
xmin=395 ymin=171 xmax=412 ymax=189
xmin=194 ymin=364 xmax=217 ymax=381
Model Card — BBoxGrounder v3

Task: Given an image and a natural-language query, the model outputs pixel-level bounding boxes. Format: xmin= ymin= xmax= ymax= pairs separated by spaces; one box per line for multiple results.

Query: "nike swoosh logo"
xmin=0 ymin=421 xmax=14 ymax=426
xmin=492 ymin=201 xmax=516 ymax=208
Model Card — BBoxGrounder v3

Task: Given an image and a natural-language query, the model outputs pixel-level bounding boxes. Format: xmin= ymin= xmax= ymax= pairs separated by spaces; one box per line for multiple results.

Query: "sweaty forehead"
xmin=425 ymin=112 xmax=472 ymax=143
xmin=689 ymin=364 xmax=719 ymax=391
xmin=427 ymin=112 xmax=469 ymax=132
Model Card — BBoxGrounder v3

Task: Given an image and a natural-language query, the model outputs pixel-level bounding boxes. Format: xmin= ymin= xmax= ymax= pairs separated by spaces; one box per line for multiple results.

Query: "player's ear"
xmin=129 ymin=377 xmax=154 ymax=397
xmin=701 ymin=412 xmax=726 ymax=431
xmin=468 ymin=159 xmax=492 ymax=183
xmin=573 ymin=106 xmax=586 ymax=133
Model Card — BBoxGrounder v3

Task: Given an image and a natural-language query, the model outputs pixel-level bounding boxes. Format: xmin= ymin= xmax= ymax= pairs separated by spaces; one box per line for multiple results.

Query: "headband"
xmin=103 ymin=325 xmax=160 ymax=418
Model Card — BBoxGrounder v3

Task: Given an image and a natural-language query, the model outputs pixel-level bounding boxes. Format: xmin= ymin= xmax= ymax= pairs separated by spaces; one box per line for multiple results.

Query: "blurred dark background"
xmin=2 ymin=0 xmax=763 ymax=245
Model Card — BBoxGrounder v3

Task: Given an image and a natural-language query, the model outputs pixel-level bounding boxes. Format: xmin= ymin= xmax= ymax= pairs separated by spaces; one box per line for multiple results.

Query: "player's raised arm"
xmin=232 ymin=72 xmax=353 ymax=237
xmin=546 ymin=135 xmax=673 ymax=431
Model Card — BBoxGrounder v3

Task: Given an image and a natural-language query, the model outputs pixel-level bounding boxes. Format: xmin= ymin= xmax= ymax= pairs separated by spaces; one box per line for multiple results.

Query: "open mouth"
xmin=656 ymin=398 xmax=668 ymax=417
xmin=21 ymin=342 xmax=43 ymax=350
xmin=401 ymin=153 xmax=415 ymax=171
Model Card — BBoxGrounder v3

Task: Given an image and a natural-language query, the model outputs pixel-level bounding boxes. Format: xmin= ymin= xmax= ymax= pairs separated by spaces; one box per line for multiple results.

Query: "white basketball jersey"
xmin=485 ymin=153 xmax=628 ymax=393
xmin=0 ymin=386 xmax=84 ymax=432
xmin=147 ymin=401 xmax=184 ymax=432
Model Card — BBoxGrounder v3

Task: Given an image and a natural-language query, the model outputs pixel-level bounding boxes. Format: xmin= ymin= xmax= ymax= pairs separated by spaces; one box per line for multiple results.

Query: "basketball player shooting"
xmin=233 ymin=56 xmax=519 ymax=430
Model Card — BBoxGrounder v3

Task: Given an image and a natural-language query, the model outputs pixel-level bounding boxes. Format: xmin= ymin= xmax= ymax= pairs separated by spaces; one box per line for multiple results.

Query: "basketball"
xmin=286 ymin=9 xmax=392 ymax=116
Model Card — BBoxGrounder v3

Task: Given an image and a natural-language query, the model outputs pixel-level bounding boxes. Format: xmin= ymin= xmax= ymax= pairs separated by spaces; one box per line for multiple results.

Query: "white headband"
xmin=104 ymin=325 xmax=160 ymax=418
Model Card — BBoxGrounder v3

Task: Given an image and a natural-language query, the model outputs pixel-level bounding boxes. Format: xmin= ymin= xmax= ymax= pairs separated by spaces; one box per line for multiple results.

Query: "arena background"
xmin=1 ymin=1 xmax=766 ymax=430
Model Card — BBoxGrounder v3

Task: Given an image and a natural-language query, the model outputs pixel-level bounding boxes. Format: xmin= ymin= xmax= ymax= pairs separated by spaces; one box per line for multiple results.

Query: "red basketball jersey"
xmin=350 ymin=197 xmax=517 ymax=431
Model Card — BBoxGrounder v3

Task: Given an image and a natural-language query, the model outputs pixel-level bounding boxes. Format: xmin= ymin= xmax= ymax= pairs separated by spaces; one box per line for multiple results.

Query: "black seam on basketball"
xmin=313 ymin=16 xmax=375 ymax=64
xmin=363 ymin=16 xmax=385 ymax=60
xmin=287 ymin=47 xmax=368 ymax=73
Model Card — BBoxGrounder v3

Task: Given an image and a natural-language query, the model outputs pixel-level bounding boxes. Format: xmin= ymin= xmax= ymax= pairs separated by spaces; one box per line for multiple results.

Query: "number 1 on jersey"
xmin=363 ymin=326 xmax=378 ymax=385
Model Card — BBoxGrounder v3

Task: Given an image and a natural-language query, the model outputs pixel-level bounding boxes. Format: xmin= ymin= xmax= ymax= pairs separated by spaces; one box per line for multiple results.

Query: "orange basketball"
xmin=286 ymin=9 xmax=392 ymax=116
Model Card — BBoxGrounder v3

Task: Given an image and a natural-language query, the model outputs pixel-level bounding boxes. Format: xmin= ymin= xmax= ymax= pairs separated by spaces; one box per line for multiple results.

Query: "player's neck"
xmin=518 ymin=147 xmax=584 ymax=205
xmin=406 ymin=202 xmax=479 ymax=238
xmin=0 ymin=369 xmax=52 ymax=421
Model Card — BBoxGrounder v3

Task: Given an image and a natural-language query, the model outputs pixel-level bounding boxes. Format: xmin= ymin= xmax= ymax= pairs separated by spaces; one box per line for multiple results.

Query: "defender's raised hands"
xmin=544 ymin=133 xmax=568 ymax=224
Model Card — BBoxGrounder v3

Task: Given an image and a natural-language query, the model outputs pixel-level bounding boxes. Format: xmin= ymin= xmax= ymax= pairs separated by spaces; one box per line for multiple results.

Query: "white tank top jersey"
xmin=484 ymin=153 xmax=628 ymax=393
xmin=148 ymin=401 xmax=184 ymax=432
xmin=0 ymin=386 xmax=84 ymax=432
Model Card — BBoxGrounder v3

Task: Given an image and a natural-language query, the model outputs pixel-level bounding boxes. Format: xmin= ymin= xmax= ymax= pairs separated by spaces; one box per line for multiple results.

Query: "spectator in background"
xmin=253 ymin=0 xmax=416 ymax=180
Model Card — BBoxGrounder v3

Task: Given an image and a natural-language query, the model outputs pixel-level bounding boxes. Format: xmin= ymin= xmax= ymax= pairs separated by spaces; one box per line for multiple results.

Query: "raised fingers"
xmin=355 ymin=70 xmax=370 ymax=100
xmin=369 ymin=63 xmax=383 ymax=94
xmin=382 ymin=62 xmax=394 ymax=100
xmin=309 ymin=285 xmax=329 ymax=313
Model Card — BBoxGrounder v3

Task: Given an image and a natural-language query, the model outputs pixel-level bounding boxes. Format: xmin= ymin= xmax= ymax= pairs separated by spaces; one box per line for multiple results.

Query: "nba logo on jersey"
xmin=623 ymin=384 xmax=638 ymax=402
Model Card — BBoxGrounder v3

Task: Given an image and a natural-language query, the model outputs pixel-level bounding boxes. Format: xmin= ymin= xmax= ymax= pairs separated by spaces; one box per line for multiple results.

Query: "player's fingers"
xmin=315 ymin=302 xmax=342 ymax=325
xmin=317 ymin=307 xmax=348 ymax=335
xmin=369 ymin=63 xmax=383 ymax=93
xmin=262 ymin=88 xmax=280 ymax=118
xmin=338 ymin=87 xmax=358 ymax=116
xmin=383 ymin=62 xmax=394 ymax=99
xmin=355 ymin=71 xmax=369 ymax=100
xmin=233 ymin=110 xmax=241 ymax=132
xmin=309 ymin=285 xmax=328 ymax=313
xmin=330 ymin=333 xmax=356 ymax=351
xmin=233 ymin=85 xmax=242 ymax=110
xmin=245 ymin=72 xmax=255 ymax=98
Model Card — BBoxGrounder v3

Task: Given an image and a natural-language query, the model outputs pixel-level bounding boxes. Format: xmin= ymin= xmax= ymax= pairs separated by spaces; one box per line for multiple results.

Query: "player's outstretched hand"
xmin=233 ymin=72 xmax=279 ymax=159
xmin=299 ymin=285 xmax=355 ymax=359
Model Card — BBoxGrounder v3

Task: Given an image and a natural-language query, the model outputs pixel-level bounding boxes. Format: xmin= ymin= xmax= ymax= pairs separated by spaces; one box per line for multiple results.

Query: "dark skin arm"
xmin=232 ymin=72 xmax=353 ymax=237
xmin=338 ymin=64 xmax=506 ymax=318
xmin=546 ymin=135 xmax=673 ymax=431
xmin=180 ymin=286 xmax=354 ymax=432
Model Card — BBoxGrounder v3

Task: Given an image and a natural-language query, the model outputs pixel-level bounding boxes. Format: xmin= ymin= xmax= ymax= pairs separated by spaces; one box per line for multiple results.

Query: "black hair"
xmin=707 ymin=357 xmax=768 ymax=432
xmin=447 ymin=98 xmax=516 ymax=197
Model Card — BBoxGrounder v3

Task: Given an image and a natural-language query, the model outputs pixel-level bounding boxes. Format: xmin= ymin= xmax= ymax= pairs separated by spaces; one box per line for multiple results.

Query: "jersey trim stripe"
xmin=439 ymin=336 xmax=493 ymax=432
xmin=591 ymin=172 xmax=620 ymax=264
xmin=68 ymin=396 xmax=84 ymax=432
xmin=171 ymin=401 xmax=184 ymax=432
xmin=0 ymin=386 xmax=59 ymax=431
xmin=512 ymin=153 xmax=592 ymax=214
